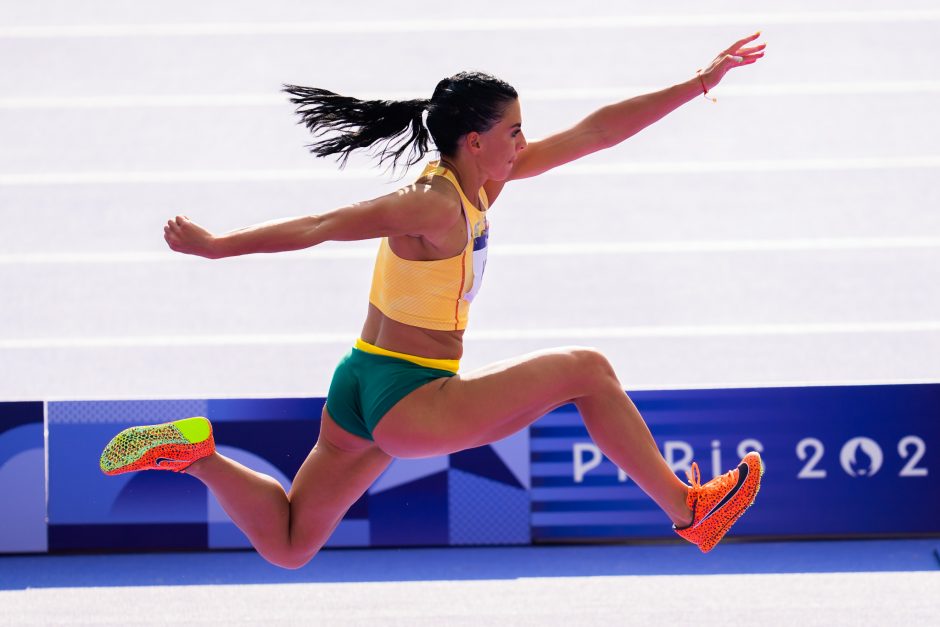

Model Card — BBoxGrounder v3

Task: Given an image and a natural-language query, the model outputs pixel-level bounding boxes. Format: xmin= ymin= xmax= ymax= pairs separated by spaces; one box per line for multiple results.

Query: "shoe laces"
xmin=686 ymin=462 xmax=702 ymax=490
xmin=687 ymin=461 xmax=739 ymax=493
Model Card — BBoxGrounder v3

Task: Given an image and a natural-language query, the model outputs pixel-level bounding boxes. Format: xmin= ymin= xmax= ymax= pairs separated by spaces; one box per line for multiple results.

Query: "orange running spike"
xmin=674 ymin=451 xmax=764 ymax=553
xmin=99 ymin=417 xmax=215 ymax=476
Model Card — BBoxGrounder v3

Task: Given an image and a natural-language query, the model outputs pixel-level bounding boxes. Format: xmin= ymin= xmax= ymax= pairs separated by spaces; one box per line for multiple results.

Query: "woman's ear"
xmin=465 ymin=131 xmax=482 ymax=154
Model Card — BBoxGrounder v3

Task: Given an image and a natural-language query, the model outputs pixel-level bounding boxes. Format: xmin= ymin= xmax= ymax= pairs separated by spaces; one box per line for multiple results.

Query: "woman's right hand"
xmin=164 ymin=215 xmax=220 ymax=258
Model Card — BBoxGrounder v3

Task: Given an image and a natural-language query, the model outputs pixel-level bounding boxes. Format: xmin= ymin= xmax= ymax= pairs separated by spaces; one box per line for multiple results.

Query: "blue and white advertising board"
xmin=44 ymin=397 xmax=529 ymax=552
xmin=0 ymin=402 xmax=47 ymax=553
xmin=1 ymin=384 xmax=937 ymax=553
xmin=530 ymin=384 xmax=940 ymax=542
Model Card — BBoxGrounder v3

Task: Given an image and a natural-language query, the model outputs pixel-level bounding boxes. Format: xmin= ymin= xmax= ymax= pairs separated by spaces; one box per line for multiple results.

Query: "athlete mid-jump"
xmin=101 ymin=34 xmax=767 ymax=568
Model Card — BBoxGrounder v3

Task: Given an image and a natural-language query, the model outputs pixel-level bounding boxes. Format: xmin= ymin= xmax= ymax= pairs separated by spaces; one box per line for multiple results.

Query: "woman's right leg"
xmin=373 ymin=346 xmax=694 ymax=528
xmin=185 ymin=407 xmax=392 ymax=569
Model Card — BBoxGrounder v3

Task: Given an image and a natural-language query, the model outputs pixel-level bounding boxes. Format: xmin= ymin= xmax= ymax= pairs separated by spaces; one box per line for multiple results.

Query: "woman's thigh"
xmin=372 ymin=346 xmax=615 ymax=458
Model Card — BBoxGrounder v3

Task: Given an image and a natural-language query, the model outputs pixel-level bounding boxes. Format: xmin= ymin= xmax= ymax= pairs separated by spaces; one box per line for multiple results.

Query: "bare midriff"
xmin=360 ymin=303 xmax=464 ymax=361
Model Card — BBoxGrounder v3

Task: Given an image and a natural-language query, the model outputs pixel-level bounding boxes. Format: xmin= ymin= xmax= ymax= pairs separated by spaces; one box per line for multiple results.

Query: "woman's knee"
xmin=262 ymin=545 xmax=319 ymax=570
xmin=564 ymin=346 xmax=619 ymax=389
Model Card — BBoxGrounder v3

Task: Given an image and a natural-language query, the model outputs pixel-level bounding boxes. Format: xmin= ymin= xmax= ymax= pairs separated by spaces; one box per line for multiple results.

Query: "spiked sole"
xmin=99 ymin=417 xmax=215 ymax=476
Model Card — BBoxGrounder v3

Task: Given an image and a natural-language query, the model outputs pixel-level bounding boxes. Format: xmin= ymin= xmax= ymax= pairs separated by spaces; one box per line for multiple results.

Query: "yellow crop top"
xmin=368 ymin=160 xmax=490 ymax=331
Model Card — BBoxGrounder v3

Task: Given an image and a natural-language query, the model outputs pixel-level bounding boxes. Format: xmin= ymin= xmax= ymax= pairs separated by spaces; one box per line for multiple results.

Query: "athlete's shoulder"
xmin=388 ymin=179 xmax=462 ymax=235
xmin=412 ymin=171 xmax=463 ymax=213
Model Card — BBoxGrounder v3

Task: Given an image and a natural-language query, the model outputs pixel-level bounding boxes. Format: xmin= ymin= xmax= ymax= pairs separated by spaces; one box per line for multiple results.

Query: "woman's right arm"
xmin=164 ymin=183 xmax=461 ymax=259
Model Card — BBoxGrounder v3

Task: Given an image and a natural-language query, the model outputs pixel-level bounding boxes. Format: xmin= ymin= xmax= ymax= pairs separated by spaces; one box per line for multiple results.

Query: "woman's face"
xmin=476 ymin=98 xmax=527 ymax=181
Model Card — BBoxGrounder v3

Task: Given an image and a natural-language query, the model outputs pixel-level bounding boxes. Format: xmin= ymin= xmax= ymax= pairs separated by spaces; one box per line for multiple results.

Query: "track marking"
xmin=3 ymin=81 xmax=940 ymax=110
xmin=21 ymin=376 xmax=940 ymax=402
xmin=3 ymin=156 xmax=939 ymax=186
xmin=2 ymin=237 xmax=940 ymax=266
xmin=3 ymin=10 xmax=940 ymax=38
xmin=3 ymin=321 xmax=939 ymax=350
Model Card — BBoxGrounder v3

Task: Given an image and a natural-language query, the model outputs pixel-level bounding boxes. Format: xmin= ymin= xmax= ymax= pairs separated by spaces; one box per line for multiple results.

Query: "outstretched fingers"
xmin=726 ymin=52 xmax=764 ymax=66
xmin=723 ymin=32 xmax=762 ymax=56
xmin=698 ymin=33 xmax=765 ymax=92
xmin=724 ymin=41 xmax=766 ymax=68
xmin=735 ymin=44 xmax=767 ymax=56
xmin=735 ymin=41 xmax=766 ymax=64
xmin=736 ymin=53 xmax=764 ymax=65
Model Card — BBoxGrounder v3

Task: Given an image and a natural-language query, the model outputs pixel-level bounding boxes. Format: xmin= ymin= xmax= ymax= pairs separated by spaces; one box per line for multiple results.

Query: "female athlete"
xmin=101 ymin=33 xmax=767 ymax=567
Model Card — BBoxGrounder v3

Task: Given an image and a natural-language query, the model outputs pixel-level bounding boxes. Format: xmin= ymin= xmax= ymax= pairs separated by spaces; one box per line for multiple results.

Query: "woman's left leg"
xmin=185 ymin=407 xmax=392 ymax=568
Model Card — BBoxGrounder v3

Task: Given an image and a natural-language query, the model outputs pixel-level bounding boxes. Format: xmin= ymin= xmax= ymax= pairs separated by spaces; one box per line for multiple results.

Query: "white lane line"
xmin=0 ymin=168 xmax=374 ymax=185
xmin=25 ymin=378 xmax=939 ymax=401
xmin=609 ymin=378 xmax=940 ymax=392
xmin=3 ymin=11 xmax=939 ymax=38
xmin=4 ymin=81 xmax=940 ymax=110
xmin=525 ymin=80 xmax=940 ymax=100
xmin=3 ymin=156 xmax=939 ymax=187
xmin=470 ymin=321 xmax=940 ymax=340
xmin=0 ymin=94 xmax=284 ymax=110
xmin=500 ymin=238 xmax=940 ymax=255
xmin=3 ymin=321 xmax=939 ymax=350
xmin=560 ymin=156 xmax=940 ymax=176
xmin=3 ymin=237 xmax=940 ymax=266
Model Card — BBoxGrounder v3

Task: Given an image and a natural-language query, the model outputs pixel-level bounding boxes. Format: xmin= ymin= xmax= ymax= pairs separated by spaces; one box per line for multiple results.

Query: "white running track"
xmin=0 ymin=1 xmax=938 ymax=622
xmin=2 ymin=0 xmax=939 ymax=402
xmin=3 ymin=572 xmax=939 ymax=627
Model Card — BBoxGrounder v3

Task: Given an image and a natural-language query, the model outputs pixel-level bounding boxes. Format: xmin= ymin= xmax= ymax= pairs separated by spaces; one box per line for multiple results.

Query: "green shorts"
xmin=325 ymin=344 xmax=457 ymax=440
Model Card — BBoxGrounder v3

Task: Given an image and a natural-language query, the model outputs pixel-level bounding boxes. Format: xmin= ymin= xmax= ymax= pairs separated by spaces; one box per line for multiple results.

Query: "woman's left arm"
xmin=506 ymin=32 xmax=765 ymax=182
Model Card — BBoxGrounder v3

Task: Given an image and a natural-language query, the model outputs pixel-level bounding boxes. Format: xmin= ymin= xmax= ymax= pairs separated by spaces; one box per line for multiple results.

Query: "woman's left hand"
xmin=699 ymin=32 xmax=766 ymax=92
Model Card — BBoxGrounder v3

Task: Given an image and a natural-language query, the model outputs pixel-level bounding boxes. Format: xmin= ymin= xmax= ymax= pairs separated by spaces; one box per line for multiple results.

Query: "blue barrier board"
xmin=0 ymin=402 xmax=47 ymax=553
xmin=44 ymin=398 xmax=529 ymax=552
xmin=530 ymin=384 xmax=940 ymax=541
xmin=5 ymin=383 xmax=935 ymax=554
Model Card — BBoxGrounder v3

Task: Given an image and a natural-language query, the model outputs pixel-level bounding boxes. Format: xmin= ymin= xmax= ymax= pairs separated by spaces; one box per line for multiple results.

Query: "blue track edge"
xmin=0 ymin=539 xmax=937 ymax=590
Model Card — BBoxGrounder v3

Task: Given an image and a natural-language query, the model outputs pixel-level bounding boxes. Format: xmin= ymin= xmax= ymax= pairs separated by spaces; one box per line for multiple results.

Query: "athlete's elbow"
xmin=594 ymin=124 xmax=636 ymax=151
xmin=297 ymin=213 xmax=326 ymax=248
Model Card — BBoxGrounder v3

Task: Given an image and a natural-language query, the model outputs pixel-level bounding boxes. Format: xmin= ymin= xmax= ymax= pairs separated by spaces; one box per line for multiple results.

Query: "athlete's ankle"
xmin=664 ymin=485 xmax=694 ymax=528
xmin=182 ymin=452 xmax=216 ymax=475
xmin=670 ymin=505 xmax=693 ymax=529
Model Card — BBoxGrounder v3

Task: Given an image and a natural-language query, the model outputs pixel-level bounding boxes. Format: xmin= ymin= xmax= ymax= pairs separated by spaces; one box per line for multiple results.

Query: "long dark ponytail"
xmin=282 ymin=85 xmax=430 ymax=171
xmin=283 ymin=71 xmax=517 ymax=173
